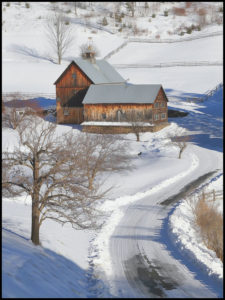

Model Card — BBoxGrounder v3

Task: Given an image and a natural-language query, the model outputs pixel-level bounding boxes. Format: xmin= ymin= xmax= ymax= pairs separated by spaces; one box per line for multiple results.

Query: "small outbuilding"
xmin=82 ymin=83 xmax=168 ymax=133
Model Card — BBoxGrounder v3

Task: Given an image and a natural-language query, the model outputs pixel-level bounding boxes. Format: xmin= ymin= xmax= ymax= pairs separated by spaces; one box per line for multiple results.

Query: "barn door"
xmin=117 ymin=110 xmax=122 ymax=122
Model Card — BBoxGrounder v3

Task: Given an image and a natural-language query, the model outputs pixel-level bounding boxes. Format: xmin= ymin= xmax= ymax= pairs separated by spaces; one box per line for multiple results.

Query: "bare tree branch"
xmin=45 ymin=11 xmax=74 ymax=64
xmin=2 ymin=115 xmax=131 ymax=245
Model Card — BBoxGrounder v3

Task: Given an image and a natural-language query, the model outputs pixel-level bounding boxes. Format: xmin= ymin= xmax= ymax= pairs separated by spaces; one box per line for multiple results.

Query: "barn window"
xmin=72 ymin=73 xmax=76 ymax=86
xmin=154 ymin=113 xmax=160 ymax=120
xmin=102 ymin=113 xmax=106 ymax=119
xmin=161 ymin=113 xmax=166 ymax=119
xmin=154 ymin=102 xmax=159 ymax=108
xmin=64 ymin=108 xmax=69 ymax=116
xmin=117 ymin=110 xmax=122 ymax=122
xmin=160 ymin=102 xmax=165 ymax=107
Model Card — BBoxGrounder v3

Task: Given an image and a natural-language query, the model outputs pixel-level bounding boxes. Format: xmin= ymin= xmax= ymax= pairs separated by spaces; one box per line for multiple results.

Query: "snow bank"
xmin=169 ymin=175 xmax=223 ymax=279
xmin=2 ymin=228 xmax=91 ymax=298
xmin=81 ymin=121 xmax=154 ymax=126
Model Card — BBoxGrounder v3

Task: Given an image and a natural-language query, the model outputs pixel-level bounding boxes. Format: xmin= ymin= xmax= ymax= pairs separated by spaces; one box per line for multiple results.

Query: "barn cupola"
xmin=85 ymin=45 xmax=96 ymax=63
xmin=81 ymin=37 xmax=96 ymax=64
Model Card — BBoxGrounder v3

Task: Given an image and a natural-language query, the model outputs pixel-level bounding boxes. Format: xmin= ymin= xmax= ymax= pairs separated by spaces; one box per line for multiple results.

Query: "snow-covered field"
xmin=2 ymin=2 xmax=223 ymax=298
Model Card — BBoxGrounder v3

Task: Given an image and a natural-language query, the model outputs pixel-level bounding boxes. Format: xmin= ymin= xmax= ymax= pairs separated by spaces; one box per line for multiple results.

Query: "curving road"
xmin=109 ymin=145 xmax=222 ymax=298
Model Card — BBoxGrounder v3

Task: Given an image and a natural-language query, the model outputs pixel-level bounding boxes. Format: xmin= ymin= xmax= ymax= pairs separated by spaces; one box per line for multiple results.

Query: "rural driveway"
xmin=109 ymin=145 xmax=222 ymax=298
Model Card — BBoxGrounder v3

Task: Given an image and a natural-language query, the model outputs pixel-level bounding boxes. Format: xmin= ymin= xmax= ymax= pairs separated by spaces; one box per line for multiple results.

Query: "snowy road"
xmin=108 ymin=145 xmax=222 ymax=298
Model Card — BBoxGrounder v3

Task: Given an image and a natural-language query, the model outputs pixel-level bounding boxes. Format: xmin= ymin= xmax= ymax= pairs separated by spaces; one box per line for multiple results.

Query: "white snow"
xmin=81 ymin=121 xmax=154 ymax=126
xmin=108 ymin=36 xmax=223 ymax=65
xmin=2 ymin=1 xmax=223 ymax=298
xmin=169 ymin=174 xmax=223 ymax=279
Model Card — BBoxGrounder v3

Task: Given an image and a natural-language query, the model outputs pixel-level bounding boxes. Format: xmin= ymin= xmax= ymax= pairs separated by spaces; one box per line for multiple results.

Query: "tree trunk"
xmin=88 ymin=172 xmax=96 ymax=190
xmin=179 ymin=147 xmax=183 ymax=159
xmin=31 ymin=203 xmax=40 ymax=245
xmin=136 ymin=132 xmax=140 ymax=142
xmin=31 ymin=158 xmax=40 ymax=245
xmin=74 ymin=2 xmax=77 ymax=15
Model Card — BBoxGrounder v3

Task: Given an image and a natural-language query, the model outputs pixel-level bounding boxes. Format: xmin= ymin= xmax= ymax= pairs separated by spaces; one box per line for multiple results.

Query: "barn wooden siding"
xmin=152 ymin=87 xmax=168 ymax=123
xmin=84 ymin=87 xmax=168 ymax=123
xmin=55 ymin=63 xmax=92 ymax=105
xmin=57 ymin=107 xmax=84 ymax=124
xmin=55 ymin=62 xmax=92 ymax=124
xmin=84 ymin=103 xmax=154 ymax=122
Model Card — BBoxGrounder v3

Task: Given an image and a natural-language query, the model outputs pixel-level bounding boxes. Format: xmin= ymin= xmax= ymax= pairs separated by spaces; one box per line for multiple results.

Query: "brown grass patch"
xmin=193 ymin=191 xmax=223 ymax=262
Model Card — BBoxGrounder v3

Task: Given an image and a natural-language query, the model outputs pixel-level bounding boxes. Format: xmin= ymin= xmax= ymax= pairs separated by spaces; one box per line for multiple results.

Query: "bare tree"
xmin=166 ymin=134 xmax=191 ymax=159
xmin=45 ymin=11 xmax=74 ymax=64
xmin=73 ymin=1 xmax=77 ymax=15
xmin=126 ymin=2 xmax=135 ymax=17
xmin=71 ymin=133 xmax=131 ymax=189
xmin=197 ymin=7 xmax=208 ymax=27
xmin=125 ymin=111 xmax=150 ymax=142
xmin=2 ymin=116 xmax=131 ymax=245
xmin=2 ymin=107 xmax=24 ymax=129
xmin=144 ymin=2 xmax=149 ymax=16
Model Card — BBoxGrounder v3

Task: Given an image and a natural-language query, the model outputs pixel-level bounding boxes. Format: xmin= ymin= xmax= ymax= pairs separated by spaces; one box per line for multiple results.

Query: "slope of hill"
xmin=2 ymin=2 xmax=223 ymax=298
xmin=2 ymin=228 xmax=92 ymax=298
xmin=2 ymin=2 xmax=223 ymax=94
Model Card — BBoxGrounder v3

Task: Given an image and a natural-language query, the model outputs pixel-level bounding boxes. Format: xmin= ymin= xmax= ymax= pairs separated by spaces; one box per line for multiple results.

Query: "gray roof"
xmin=83 ymin=84 xmax=163 ymax=104
xmin=73 ymin=58 xmax=125 ymax=84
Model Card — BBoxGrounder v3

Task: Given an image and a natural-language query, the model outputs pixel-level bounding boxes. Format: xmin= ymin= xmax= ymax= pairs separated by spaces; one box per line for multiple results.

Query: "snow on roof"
xmin=73 ymin=58 xmax=125 ymax=84
xmin=83 ymin=83 xmax=162 ymax=104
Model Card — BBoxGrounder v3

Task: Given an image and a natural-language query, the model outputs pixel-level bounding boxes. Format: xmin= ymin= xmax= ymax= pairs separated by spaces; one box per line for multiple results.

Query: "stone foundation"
xmin=82 ymin=122 xmax=169 ymax=134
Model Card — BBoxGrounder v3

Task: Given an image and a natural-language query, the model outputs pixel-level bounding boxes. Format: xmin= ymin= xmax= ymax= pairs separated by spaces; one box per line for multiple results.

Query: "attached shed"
xmin=83 ymin=83 xmax=168 ymax=123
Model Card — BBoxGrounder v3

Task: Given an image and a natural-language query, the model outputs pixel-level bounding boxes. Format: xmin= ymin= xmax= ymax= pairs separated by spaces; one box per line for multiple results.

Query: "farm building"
xmin=54 ymin=48 xmax=169 ymax=133
xmin=3 ymin=99 xmax=44 ymax=116
xmin=54 ymin=51 xmax=125 ymax=124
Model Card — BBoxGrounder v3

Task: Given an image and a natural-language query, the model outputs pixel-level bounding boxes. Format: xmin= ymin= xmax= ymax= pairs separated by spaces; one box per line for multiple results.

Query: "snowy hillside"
xmin=2 ymin=1 xmax=223 ymax=94
xmin=2 ymin=2 xmax=223 ymax=298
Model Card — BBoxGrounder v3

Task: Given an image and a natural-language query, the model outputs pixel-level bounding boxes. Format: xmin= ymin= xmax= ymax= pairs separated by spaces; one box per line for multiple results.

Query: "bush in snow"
xmin=186 ymin=27 xmax=192 ymax=34
xmin=102 ymin=17 xmax=108 ymax=26
xmin=193 ymin=191 xmax=223 ymax=262
xmin=25 ymin=3 xmax=30 ymax=9
xmin=164 ymin=10 xmax=169 ymax=17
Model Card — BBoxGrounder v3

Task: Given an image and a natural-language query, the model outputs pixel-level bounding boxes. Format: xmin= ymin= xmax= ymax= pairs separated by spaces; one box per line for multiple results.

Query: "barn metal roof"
xmin=83 ymin=84 xmax=164 ymax=104
xmin=54 ymin=59 xmax=125 ymax=85
xmin=73 ymin=58 xmax=125 ymax=84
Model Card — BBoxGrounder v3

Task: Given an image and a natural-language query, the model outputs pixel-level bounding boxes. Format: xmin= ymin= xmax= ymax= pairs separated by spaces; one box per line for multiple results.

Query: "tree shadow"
xmin=167 ymin=87 xmax=223 ymax=152
xmin=2 ymin=228 xmax=113 ymax=298
xmin=8 ymin=44 xmax=57 ymax=64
